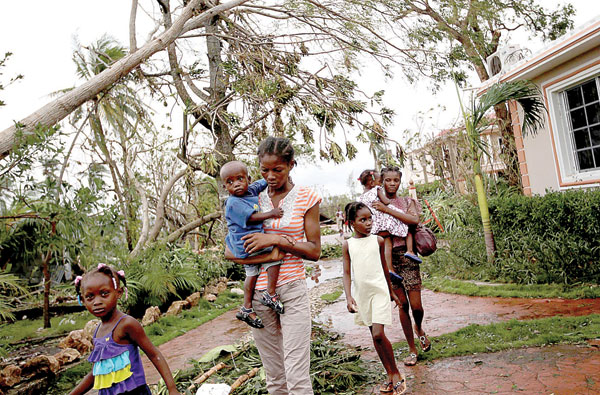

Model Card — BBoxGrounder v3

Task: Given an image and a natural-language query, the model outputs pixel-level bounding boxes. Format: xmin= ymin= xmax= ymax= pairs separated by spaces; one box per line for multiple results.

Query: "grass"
xmin=146 ymin=291 xmax=241 ymax=346
xmin=0 ymin=310 xmax=92 ymax=352
xmin=392 ymin=314 xmax=600 ymax=362
xmin=423 ymin=275 xmax=600 ymax=299
xmin=46 ymin=361 xmax=91 ymax=395
xmin=320 ymin=289 xmax=342 ymax=303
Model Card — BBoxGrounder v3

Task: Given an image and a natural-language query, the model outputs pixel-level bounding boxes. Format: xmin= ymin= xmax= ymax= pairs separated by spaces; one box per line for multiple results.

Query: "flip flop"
xmin=393 ymin=377 xmax=407 ymax=395
xmin=379 ymin=381 xmax=393 ymax=393
xmin=404 ymin=252 xmax=422 ymax=263
xmin=419 ymin=334 xmax=432 ymax=352
xmin=403 ymin=353 xmax=417 ymax=366
xmin=389 ymin=271 xmax=404 ymax=286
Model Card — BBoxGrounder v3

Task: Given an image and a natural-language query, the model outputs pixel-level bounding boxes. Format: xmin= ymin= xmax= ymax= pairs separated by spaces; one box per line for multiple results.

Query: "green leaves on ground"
xmin=320 ymin=244 xmax=342 ymax=259
xmin=174 ymin=325 xmax=376 ymax=395
xmin=320 ymin=289 xmax=343 ymax=303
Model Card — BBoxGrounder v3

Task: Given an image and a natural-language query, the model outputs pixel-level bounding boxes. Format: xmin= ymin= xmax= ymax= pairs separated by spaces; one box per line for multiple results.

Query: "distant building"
xmin=478 ymin=16 xmax=600 ymax=195
xmin=403 ymin=118 xmax=505 ymax=193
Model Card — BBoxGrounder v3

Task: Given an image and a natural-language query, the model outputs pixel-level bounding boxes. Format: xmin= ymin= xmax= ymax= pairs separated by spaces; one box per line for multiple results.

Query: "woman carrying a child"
xmin=371 ymin=166 xmax=431 ymax=367
xmin=227 ymin=136 xmax=321 ymax=394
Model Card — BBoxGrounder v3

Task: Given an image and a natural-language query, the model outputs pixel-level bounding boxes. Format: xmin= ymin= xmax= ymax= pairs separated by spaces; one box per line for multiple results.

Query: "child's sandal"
xmin=261 ymin=290 xmax=284 ymax=314
xmin=379 ymin=381 xmax=393 ymax=393
xmin=419 ymin=334 xmax=431 ymax=352
xmin=404 ymin=252 xmax=422 ymax=264
xmin=236 ymin=307 xmax=264 ymax=328
xmin=393 ymin=376 xmax=407 ymax=394
xmin=403 ymin=353 xmax=417 ymax=366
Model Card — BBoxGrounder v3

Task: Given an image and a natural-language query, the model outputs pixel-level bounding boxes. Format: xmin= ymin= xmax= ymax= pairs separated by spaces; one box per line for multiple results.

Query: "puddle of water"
xmin=306 ymin=259 xmax=342 ymax=289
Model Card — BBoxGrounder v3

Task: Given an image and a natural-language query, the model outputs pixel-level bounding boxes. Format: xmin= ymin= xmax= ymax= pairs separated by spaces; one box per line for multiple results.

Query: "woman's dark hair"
xmin=75 ymin=264 xmax=127 ymax=298
xmin=257 ymin=136 xmax=295 ymax=164
xmin=358 ymin=169 xmax=377 ymax=186
xmin=380 ymin=166 xmax=402 ymax=178
xmin=344 ymin=201 xmax=369 ymax=229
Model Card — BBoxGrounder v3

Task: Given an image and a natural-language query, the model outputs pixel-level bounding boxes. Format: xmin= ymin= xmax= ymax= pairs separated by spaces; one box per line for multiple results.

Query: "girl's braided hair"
xmin=358 ymin=169 xmax=377 ymax=186
xmin=74 ymin=263 xmax=127 ymax=298
xmin=344 ymin=201 xmax=368 ymax=230
xmin=380 ymin=165 xmax=402 ymax=178
xmin=257 ymin=136 xmax=295 ymax=164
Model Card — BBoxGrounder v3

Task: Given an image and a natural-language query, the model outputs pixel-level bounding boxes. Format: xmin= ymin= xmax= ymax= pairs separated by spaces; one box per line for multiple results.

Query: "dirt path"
xmin=313 ymin=258 xmax=600 ymax=394
xmin=142 ymin=309 xmax=249 ymax=384
xmin=316 ymin=275 xmax=600 ymax=351
xmin=362 ymin=343 xmax=600 ymax=394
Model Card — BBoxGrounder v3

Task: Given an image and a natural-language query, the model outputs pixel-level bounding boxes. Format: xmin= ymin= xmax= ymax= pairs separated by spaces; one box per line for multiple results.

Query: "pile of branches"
xmin=168 ymin=325 xmax=375 ymax=394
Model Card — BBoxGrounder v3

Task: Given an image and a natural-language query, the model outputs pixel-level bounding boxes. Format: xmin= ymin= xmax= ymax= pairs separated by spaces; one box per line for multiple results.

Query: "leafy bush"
xmin=123 ymin=243 xmax=232 ymax=316
xmin=415 ymin=179 xmax=446 ymax=198
xmin=420 ymin=189 xmax=475 ymax=233
xmin=489 ymin=189 xmax=600 ymax=284
xmin=425 ymin=189 xmax=600 ymax=285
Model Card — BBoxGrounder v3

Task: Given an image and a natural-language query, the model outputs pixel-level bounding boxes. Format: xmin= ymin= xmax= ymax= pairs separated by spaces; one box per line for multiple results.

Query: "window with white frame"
xmin=545 ymin=63 xmax=600 ymax=186
xmin=564 ymin=77 xmax=600 ymax=171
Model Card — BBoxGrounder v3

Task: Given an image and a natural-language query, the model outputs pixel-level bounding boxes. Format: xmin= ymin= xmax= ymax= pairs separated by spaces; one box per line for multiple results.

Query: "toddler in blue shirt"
xmin=221 ymin=161 xmax=285 ymax=328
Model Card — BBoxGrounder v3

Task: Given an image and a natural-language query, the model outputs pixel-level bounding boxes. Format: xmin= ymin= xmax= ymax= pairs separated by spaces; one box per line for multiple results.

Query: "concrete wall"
xmin=517 ymin=45 xmax=600 ymax=195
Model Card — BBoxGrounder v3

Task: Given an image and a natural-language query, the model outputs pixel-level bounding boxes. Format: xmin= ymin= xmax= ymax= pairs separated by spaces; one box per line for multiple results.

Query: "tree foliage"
xmin=389 ymin=0 xmax=574 ymax=85
xmin=0 ymin=52 xmax=24 ymax=108
xmin=384 ymin=0 xmax=573 ymax=189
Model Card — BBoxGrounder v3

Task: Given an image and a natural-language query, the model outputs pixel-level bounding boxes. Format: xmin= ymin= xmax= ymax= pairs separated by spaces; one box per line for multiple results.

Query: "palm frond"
xmin=476 ymin=81 xmax=546 ymax=136
xmin=0 ymin=270 xmax=28 ymax=321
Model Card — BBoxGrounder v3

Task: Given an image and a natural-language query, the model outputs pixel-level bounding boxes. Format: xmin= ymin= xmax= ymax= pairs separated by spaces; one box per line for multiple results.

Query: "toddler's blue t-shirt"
xmin=225 ymin=179 xmax=268 ymax=258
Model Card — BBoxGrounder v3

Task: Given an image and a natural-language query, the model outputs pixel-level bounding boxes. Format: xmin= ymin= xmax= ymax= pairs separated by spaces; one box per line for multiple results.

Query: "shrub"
xmin=425 ymin=189 xmax=600 ymax=285
xmin=123 ymin=243 xmax=232 ymax=316
xmin=489 ymin=189 xmax=600 ymax=284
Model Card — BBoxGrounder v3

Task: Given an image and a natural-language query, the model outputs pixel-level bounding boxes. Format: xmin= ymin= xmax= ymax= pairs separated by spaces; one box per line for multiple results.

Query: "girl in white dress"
xmin=342 ymin=202 xmax=406 ymax=395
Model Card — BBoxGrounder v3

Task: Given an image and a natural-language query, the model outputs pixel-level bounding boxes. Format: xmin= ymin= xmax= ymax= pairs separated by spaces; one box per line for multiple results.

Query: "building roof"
xmin=479 ymin=15 xmax=600 ymax=92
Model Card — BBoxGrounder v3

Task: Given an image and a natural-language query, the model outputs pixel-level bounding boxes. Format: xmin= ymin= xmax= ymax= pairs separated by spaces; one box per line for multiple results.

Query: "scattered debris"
xmin=58 ymin=330 xmax=92 ymax=354
xmin=229 ymin=367 xmax=259 ymax=393
xmin=0 ymin=365 xmax=22 ymax=388
xmin=21 ymin=355 xmax=60 ymax=378
xmin=186 ymin=292 xmax=202 ymax=307
xmin=53 ymin=348 xmax=81 ymax=366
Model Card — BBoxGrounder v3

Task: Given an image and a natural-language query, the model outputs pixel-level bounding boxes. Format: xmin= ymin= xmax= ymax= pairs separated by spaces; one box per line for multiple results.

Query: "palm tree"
xmin=456 ymin=81 xmax=545 ymax=262
xmin=71 ymin=36 xmax=155 ymax=251
xmin=0 ymin=270 xmax=27 ymax=321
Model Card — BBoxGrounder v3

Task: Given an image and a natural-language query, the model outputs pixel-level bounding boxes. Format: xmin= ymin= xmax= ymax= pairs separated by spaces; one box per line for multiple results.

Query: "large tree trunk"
xmin=493 ymin=103 xmax=522 ymax=190
xmin=0 ymin=0 xmax=248 ymax=160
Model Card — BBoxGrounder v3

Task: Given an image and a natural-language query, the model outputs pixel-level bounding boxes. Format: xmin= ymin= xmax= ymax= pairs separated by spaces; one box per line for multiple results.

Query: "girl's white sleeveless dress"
xmin=348 ymin=234 xmax=392 ymax=326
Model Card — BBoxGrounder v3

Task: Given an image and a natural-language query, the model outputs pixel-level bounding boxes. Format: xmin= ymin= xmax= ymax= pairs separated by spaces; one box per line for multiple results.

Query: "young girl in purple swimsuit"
xmin=70 ymin=264 xmax=179 ymax=395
